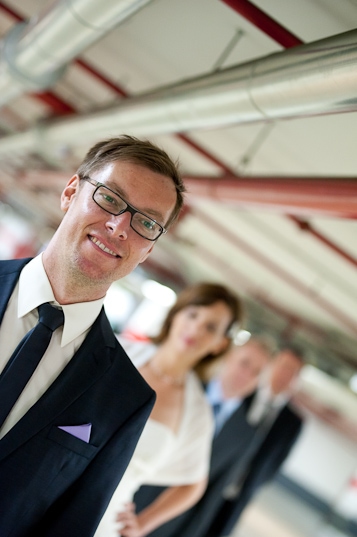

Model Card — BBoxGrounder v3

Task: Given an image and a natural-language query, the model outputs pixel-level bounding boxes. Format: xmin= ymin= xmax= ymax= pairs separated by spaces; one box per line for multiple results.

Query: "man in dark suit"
xmin=134 ymin=343 xmax=304 ymax=537
xmin=0 ymin=135 xmax=185 ymax=537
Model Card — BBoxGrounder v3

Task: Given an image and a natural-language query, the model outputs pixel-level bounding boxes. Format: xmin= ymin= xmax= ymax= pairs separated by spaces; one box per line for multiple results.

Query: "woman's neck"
xmin=150 ymin=342 xmax=190 ymax=379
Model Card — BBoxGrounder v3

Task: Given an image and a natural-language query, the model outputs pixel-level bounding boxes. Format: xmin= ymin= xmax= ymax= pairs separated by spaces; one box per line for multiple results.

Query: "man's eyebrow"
xmin=105 ymin=180 xmax=165 ymax=222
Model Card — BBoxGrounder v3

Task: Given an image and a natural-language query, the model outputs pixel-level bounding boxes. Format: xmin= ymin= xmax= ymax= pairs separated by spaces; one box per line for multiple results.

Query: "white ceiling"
xmin=0 ymin=0 xmax=356 ymax=394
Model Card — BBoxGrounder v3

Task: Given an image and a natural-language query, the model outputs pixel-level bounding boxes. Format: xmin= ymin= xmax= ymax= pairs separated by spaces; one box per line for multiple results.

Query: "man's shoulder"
xmin=276 ymin=403 xmax=304 ymax=436
xmin=285 ymin=402 xmax=304 ymax=423
xmin=109 ymin=332 xmax=155 ymax=397
xmin=0 ymin=257 xmax=32 ymax=275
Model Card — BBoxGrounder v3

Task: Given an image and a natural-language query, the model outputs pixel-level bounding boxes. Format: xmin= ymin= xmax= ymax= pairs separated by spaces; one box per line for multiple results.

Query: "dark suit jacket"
xmin=134 ymin=392 xmax=302 ymax=537
xmin=206 ymin=402 xmax=303 ymax=536
xmin=0 ymin=258 xmax=156 ymax=537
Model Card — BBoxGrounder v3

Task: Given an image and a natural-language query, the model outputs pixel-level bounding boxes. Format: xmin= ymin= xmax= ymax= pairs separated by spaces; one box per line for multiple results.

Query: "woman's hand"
xmin=116 ymin=502 xmax=145 ymax=537
xmin=115 ymin=481 xmax=207 ymax=536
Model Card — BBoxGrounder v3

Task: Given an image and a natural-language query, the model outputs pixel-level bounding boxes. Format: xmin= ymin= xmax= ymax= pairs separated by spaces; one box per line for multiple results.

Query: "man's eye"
xmin=141 ymin=218 xmax=155 ymax=230
xmin=144 ymin=220 xmax=155 ymax=230
xmin=102 ymin=194 xmax=117 ymax=205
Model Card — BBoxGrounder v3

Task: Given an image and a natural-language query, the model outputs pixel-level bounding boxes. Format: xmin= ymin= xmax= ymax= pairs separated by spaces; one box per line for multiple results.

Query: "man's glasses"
xmin=83 ymin=176 xmax=167 ymax=241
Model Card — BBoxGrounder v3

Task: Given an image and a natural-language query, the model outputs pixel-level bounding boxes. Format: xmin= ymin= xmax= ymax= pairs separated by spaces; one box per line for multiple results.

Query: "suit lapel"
xmin=0 ymin=258 xmax=31 ymax=324
xmin=211 ymin=393 xmax=255 ymax=447
xmin=0 ymin=309 xmax=116 ymax=461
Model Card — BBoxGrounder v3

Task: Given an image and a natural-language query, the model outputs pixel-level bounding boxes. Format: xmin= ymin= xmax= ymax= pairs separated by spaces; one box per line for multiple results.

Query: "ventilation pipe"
xmin=0 ymin=28 xmax=356 ymax=155
xmin=184 ymin=175 xmax=357 ymax=218
xmin=0 ymin=0 xmax=152 ymax=106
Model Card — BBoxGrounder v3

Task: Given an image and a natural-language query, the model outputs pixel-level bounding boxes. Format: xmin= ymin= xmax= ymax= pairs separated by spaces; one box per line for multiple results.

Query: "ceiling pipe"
xmin=185 ymin=175 xmax=357 ymax=218
xmin=0 ymin=1 xmax=90 ymax=114
xmin=0 ymin=27 xmax=356 ymax=154
xmin=18 ymin=167 xmax=357 ymax=219
xmin=0 ymin=1 xmax=76 ymax=114
xmin=0 ymin=0 xmax=152 ymax=106
xmin=221 ymin=0 xmax=303 ymax=48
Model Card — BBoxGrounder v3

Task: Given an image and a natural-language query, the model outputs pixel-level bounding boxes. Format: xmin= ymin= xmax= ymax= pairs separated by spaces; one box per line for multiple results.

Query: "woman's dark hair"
xmin=152 ymin=282 xmax=243 ymax=373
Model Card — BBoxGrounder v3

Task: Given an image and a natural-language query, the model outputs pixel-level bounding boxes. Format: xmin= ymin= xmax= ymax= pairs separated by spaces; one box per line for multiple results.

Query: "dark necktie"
xmin=212 ymin=402 xmax=222 ymax=419
xmin=0 ymin=302 xmax=64 ymax=428
xmin=212 ymin=401 xmax=224 ymax=435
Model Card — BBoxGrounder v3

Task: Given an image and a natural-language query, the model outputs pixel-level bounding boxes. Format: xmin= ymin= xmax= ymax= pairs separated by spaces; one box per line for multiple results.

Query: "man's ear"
xmin=61 ymin=175 xmax=80 ymax=212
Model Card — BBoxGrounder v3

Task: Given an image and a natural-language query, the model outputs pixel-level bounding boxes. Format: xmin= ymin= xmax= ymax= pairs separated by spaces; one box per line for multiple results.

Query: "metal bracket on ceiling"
xmin=212 ymin=29 xmax=244 ymax=72
xmin=237 ymin=121 xmax=275 ymax=173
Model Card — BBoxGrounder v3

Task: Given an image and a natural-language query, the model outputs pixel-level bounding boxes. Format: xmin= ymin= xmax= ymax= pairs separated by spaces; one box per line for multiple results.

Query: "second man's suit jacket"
xmin=0 ymin=258 xmax=156 ymax=537
xmin=134 ymin=390 xmax=302 ymax=537
xmin=208 ymin=401 xmax=303 ymax=537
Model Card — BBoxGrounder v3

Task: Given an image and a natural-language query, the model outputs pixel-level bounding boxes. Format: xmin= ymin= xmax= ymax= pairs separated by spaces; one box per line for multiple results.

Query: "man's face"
xmin=220 ymin=342 xmax=270 ymax=399
xmin=269 ymin=350 xmax=303 ymax=395
xmin=56 ymin=160 xmax=177 ymax=295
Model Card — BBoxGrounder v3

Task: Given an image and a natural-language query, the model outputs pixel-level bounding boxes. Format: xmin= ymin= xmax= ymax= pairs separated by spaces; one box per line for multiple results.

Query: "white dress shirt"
xmin=246 ymin=382 xmax=288 ymax=427
xmin=206 ymin=377 xmax=242 ymax=435
xmin=0 ymin=254 xmax=105 ymax=438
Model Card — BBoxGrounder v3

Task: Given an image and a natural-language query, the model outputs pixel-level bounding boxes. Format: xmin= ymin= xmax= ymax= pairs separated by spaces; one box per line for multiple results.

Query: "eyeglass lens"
xmin=93 ymin=185 xmax=162 ymax=240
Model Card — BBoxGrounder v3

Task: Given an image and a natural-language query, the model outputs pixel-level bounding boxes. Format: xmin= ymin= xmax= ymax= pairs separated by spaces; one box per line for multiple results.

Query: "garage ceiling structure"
xmin=0 ymin=0 xmax=356 ymax=391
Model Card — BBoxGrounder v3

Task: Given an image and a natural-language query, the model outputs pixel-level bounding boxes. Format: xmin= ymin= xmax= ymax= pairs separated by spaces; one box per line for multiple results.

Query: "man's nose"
xmin=105 ymin=210 xmax=131 ymax=239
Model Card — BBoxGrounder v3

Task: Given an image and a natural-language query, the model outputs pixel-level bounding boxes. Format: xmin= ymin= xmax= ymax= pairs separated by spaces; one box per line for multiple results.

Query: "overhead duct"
xmin=0 ymin=28 xmax=356 ymax=155
xmin=184 ymin=175 xmax=357 ymax=218
xmin=0 ymin=0 xmax=152 ymax=105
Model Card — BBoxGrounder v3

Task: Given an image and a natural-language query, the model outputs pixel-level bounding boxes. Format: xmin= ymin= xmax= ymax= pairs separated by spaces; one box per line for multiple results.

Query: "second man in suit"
xmin=209 ymin=345 xmax=304 ymax=537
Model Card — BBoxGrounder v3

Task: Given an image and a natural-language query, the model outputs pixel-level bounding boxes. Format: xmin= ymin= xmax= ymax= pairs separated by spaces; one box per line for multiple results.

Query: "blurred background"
xmin=0 ymin=0 xmax=356 ymax=535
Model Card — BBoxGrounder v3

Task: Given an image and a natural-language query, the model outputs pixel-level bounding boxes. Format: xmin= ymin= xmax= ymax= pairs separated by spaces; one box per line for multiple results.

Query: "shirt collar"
xmin=257 ymin=381 xmax=289 ymax=409
xmin=18 ymin=254 xmax=105 ymax=347
xmin=207 ymin=377 xmax=242 ymax=407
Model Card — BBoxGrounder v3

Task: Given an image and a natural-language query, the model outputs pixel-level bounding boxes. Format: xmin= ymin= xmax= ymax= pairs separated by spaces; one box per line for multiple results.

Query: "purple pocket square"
xmin=58 ymin=423 xmax=92 ymax=443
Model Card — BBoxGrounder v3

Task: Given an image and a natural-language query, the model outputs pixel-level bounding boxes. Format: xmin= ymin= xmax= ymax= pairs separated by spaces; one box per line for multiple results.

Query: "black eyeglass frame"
xmin=82 ymin=176 xmax=167 ymax=241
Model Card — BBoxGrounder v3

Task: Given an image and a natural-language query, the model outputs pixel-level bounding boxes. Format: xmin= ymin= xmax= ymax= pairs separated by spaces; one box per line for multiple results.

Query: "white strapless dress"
xmin=94 ymin=419 xmax=175 ymax=537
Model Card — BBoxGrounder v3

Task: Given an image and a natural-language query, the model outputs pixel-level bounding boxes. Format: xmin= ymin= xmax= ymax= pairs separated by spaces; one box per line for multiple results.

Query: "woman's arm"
xmin=116 ymin=479 xmax=207 ymax=537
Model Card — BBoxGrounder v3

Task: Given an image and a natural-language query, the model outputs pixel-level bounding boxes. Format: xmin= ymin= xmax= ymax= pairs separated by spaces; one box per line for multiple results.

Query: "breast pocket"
xmin=47 ymin=425 xmax=98 ymax=459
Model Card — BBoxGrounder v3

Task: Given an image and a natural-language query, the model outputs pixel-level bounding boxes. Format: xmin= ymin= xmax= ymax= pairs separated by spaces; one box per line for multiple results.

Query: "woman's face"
xmin=166 ymin=301 xmax=232 ymax=365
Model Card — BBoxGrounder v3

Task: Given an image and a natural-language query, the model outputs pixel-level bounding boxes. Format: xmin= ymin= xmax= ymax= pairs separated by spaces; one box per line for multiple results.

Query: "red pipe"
xmin=177 ymin=134 xmax=235 ymax=175
xmin=0 ymin=1 xmax=21 ymax=21
xmin=221 ymin=0 xmax=303 ymax=48
xmin=288 ymin=216 xmax=357 ymax=269
xmin=75 ymin=59 xmax=128 ymax=98
xmin=29 ymin=91 xmax=76 ymax=115
xmin=185 ymin=175 xmax=357 ymax=218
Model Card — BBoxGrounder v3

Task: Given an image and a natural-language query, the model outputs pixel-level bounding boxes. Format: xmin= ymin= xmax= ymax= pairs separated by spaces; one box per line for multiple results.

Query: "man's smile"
xmin=89 ymin=236 xmax=120 ymax=257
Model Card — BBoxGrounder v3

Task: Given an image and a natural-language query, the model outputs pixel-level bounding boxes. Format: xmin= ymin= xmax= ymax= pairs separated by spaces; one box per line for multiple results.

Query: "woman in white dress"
xmin=95 ymin=282 xmax=243 ymax=537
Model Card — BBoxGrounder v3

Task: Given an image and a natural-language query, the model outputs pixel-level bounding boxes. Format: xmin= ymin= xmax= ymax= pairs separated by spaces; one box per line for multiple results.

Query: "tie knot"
xmin=38 ymin=303 xmax=64 ymax=332
xmin=212 ymin=402 xmax=222 ymax=416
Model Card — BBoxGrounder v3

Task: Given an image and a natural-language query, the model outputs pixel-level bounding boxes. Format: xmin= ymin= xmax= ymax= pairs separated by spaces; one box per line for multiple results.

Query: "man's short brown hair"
xmin=77 ymin=135 xmax=185 ymax=228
